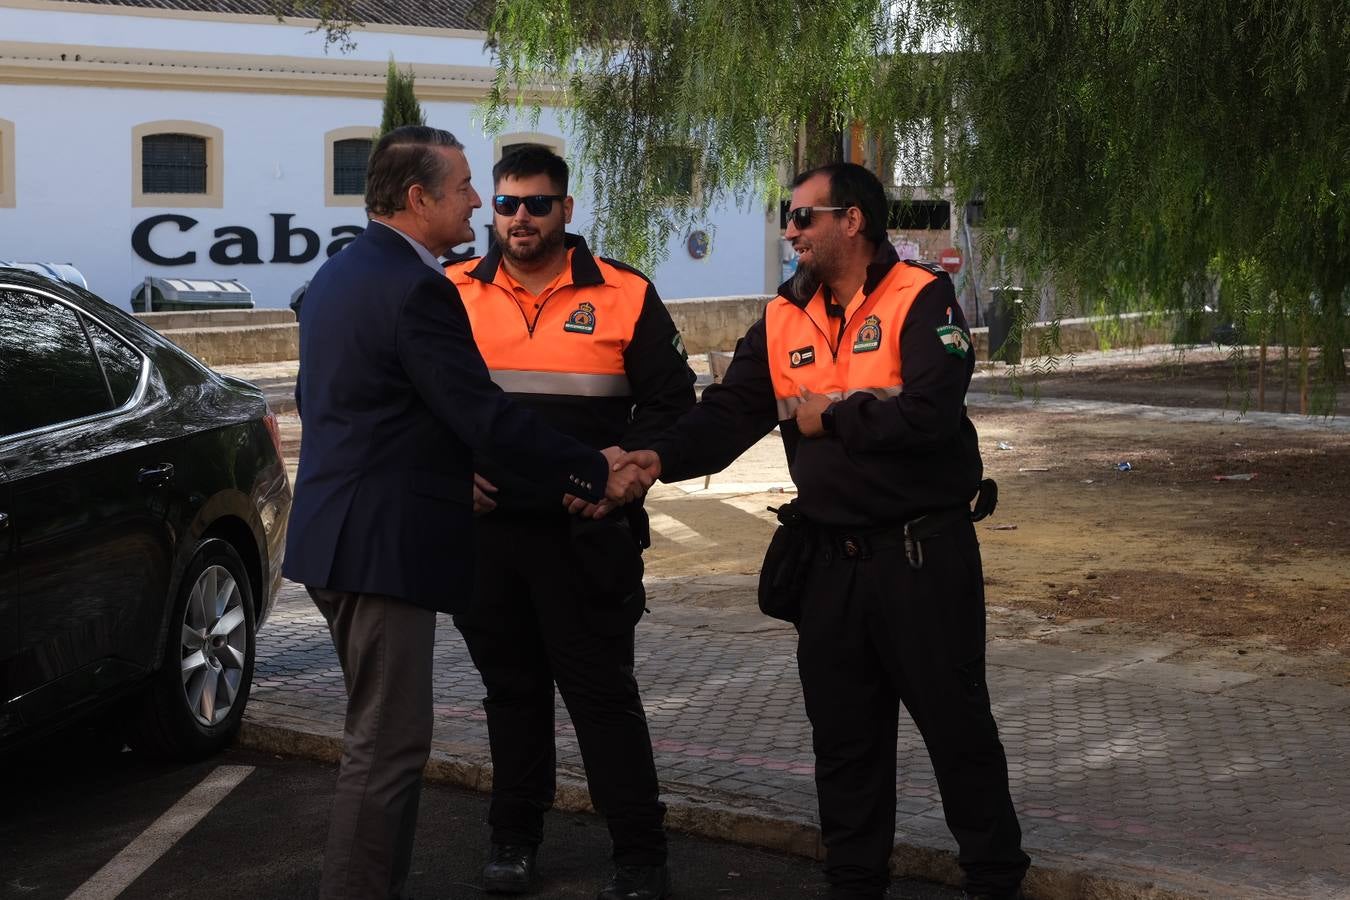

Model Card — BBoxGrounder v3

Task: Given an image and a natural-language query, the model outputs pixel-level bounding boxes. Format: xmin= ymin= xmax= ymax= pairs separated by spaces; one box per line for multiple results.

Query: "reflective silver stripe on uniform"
xmin=846 ymin=385 xmax=902 ymax=401
xmin=489 ymin=369 xmax=633 ymax=397
xmin=775 ymin=386 xmax=902 ymax=421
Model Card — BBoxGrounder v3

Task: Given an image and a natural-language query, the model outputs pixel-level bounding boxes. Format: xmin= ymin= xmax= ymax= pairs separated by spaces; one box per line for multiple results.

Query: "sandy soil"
xmin=658 ymin=345 xmax=1350 ymax=685
xmin=974 ymin=400 xmax=1349 ymax=685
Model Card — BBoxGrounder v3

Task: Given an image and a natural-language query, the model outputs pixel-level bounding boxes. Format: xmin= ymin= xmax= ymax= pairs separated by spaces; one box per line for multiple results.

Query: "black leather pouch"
xmin=757 ymin=500 xmax=811 ymax=624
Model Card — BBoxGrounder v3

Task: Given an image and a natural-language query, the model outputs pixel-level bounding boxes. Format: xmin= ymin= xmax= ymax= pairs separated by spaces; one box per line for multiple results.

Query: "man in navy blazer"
xmin=284 ymin=126 xmax=647 ymax=900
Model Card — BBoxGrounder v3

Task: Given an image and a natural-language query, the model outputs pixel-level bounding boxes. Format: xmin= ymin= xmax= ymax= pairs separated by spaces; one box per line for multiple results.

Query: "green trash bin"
xmin=130 ymin=276 xmax=253 ymax=313
xmin=986 ymin=286 xmax=1024 ymax=363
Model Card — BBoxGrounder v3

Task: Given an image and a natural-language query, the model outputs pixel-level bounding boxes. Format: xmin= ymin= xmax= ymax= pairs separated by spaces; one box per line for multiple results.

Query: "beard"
xmin=495 ymin=220 xmax=566 ymax=265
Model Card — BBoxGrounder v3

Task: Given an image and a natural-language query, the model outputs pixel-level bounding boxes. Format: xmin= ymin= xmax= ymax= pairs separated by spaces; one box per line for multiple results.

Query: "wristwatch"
xmin=819 ymin=403 xmax=836 ymax=434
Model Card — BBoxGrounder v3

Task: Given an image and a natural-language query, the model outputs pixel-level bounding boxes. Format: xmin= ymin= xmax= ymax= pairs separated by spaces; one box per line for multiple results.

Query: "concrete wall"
xmin=140 ymin=302 xmax=1177 ymax=367
xmin=667 ymin=295 xmax=772 ymax=355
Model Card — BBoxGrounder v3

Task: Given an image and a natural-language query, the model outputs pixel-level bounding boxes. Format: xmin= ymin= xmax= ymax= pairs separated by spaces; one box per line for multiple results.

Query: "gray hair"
xmin=365 ymin=126 xmax=464 ymax=217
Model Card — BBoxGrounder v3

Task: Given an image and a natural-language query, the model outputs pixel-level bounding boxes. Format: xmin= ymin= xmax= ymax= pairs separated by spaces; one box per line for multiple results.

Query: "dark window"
xmin=333 ymin=138 xmax=372 ymax=196
xmin=0 ymin=291 xmax=114 ymax=437
xmin=888 ymin=200 xmax=951 ymax=230
xmin=778 ymin=198 xmax=952 ymax=231
xmin=84 ymin=316 xmax=143 ymax=407
xmin=142 ymin=133 xmax=207 ymax=194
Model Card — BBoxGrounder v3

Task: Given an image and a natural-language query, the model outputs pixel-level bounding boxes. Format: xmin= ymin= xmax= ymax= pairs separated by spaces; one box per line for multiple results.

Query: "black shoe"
xmin=596 ymin=863 xmax=669 ymax=900
xmin=483 ymin=843 xmax=537 ymax=894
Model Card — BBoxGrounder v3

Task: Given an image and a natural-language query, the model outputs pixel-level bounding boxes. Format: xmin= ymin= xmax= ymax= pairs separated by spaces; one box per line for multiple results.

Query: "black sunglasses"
xmin=493 ymin=194 xmax=565 ymax=216
xmin=787 ymin=205 xmax=848 ymax=230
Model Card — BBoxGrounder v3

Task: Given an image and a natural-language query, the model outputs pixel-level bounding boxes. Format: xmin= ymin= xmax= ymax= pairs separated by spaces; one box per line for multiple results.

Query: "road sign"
xmin=938 ymin=247 xmax=963 ymax=273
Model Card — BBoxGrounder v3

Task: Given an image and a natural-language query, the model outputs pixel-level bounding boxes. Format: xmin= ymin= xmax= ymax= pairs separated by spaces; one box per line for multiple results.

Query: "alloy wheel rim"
xmin=179 ymin=564 xmax=247 ymax=726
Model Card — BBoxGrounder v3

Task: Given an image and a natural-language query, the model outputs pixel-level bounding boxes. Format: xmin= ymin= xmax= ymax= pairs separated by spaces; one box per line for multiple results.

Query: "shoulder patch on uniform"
xmin=903 ymin=259 xmax=948 ymax=278
xmin=936 ymin=324 xmax=970 ymax=358
xmin=564 ymin=301 xmax=597 ymax=334
xmin=672 ymin=332 xmax=688 ymax=360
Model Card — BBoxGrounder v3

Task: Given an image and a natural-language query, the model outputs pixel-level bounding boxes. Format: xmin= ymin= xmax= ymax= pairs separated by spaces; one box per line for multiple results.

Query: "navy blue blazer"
xmin=283 ymin=223 xmax=608 ymax=613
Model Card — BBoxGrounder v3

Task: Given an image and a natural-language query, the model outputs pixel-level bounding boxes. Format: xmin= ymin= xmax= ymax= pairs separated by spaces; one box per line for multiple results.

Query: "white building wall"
xmin=0 ymin=4 xmax=773 ymax=307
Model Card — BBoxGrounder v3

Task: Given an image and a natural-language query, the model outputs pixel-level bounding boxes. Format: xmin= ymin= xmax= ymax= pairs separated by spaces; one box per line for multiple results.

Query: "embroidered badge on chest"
xmin=789 ymin=346 xmax=816 ymax=368
xmin=936 ymin=324 xmax=971 ymax=358
xmin=564 ymin=301 xmax=597 ymax=334
xmin=852 ymin=315 xmax=882 ymax=353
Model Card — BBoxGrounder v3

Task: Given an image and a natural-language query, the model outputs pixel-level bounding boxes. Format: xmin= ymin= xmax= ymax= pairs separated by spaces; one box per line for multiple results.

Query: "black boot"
xmin=482 ymin=843 xmax=537 ymax=894
xmin=596 ymin=863 xmax=669 ymax=900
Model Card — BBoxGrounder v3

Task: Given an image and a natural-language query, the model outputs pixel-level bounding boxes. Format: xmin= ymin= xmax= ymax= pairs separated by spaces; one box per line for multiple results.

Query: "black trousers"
xmin=452 ymin=514 xmax=667 ymax=865
xmin=796 ymin=519 xmax=1029 ymax=899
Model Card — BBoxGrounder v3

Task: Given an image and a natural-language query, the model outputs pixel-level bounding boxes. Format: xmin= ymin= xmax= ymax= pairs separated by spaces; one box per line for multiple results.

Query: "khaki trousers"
xmin=309 ymin=588 xmax=436 ymax=900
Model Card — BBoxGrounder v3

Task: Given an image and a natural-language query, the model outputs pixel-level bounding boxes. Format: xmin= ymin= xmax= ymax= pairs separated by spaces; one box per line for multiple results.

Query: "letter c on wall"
xmin=132 ymin=214 xmax=199 ymax=266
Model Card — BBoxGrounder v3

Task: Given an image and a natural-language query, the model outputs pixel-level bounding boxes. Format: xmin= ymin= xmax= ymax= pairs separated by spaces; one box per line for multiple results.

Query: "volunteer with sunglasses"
xmin=613 ymin=164 xmax=1030 ymax=900
xmin=445 ymin=146 xmax=694 ymax=900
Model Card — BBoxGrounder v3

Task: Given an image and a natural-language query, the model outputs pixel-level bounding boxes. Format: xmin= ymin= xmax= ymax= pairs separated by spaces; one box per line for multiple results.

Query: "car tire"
xmin=126 ymin=538 xmax=257 ymax=761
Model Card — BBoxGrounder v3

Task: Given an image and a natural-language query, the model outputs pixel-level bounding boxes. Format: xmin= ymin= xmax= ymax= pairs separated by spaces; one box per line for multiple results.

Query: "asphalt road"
xmin=1 ymin=736 xmax=963 ymax=900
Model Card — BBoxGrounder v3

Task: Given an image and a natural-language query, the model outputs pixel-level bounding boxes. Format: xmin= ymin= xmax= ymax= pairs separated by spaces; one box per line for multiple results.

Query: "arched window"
xmin=132 ymin=121 xmax=223 ymax=208
xmin=494 ymin=132 xmax=565 ymax=162
xmin=325 ymin=127 xmax=377 ymax=207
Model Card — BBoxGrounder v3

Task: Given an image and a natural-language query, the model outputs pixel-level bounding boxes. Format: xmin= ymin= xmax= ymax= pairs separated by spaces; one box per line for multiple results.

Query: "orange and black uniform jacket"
xmin=447 ymin=233 xmax=696 ymax=511
xmin=649 ymin=242 xmax=982 ymax=528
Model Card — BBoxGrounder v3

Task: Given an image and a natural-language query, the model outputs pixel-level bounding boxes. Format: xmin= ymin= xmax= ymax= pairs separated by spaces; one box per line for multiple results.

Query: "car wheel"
xmin=127 ymin=538 xmax=257 ymax=760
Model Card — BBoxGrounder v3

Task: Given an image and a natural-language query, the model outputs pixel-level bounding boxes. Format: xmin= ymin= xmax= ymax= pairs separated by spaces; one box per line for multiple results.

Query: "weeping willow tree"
xmin=302 ymin=0 xmax=1348 ymax=397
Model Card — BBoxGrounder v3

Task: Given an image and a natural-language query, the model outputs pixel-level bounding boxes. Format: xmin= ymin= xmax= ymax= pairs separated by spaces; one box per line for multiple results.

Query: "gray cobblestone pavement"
xmin=227 ymin=354 xmax=1350 ymax=900
xmin=247 ymin=576 xmax=1350 ymax=900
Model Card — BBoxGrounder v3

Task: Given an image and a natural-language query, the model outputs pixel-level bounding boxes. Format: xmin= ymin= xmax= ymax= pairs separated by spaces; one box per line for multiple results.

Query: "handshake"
xmin=471 ymin=448 xmax=664 ymax=518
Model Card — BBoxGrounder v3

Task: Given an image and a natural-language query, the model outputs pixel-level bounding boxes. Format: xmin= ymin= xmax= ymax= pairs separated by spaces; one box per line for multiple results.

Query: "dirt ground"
xmin=653 ymin=345 xmax=1350 ymax=685
xmin=972 ymin=347 xmax=1348 ymax=684
xmin=974 ymin=398 xmax=1349 ymax=685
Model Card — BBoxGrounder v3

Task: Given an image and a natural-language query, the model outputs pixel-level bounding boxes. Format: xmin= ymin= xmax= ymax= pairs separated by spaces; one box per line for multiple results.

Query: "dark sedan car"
xmin=0 ymin=268 xmax=291 ymax=759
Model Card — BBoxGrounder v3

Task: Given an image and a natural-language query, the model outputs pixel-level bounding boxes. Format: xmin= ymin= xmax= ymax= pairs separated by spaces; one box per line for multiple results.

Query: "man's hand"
xmin=472 ymin=473 xmax=498 ymax=516
xmin=563 ymin=493 xmax=617 ymax=519
xmin=795 ymin=387 xmax=832 ymax=438
xmin=610 ymin=449 xmax=662 ymax=494
xmin=603 ymin=446 xmax=657 ymax=505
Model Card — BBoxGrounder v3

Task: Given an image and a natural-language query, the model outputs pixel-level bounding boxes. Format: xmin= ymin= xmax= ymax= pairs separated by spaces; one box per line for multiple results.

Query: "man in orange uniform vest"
xmin=615 ymin=164 xmax=1030 ymax=900
xmin=445 ymin=146 xmax=695 ymax=900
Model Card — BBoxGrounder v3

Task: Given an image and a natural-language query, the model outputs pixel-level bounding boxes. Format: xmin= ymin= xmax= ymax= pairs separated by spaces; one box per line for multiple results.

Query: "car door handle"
xmin=137 ymin=463 xmax=175 ymax=487
xmin=0 ymin=512 xmax=8 ymax=529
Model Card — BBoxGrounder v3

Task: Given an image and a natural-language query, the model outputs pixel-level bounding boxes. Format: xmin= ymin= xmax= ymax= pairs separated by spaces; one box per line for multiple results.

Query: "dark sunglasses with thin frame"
xmin=787 ymin=205 xmax=848 ymax=230
xmin=493 ymin=194 xmax=565 ymax=216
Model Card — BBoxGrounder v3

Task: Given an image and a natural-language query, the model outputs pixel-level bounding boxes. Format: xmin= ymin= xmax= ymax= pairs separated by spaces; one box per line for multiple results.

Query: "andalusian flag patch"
xmin=936 ymin=325 xmax=971 ymax=358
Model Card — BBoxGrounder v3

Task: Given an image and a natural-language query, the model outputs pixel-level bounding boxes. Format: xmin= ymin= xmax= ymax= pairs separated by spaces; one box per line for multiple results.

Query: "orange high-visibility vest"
xmin=765 ymin=263 xmax=936 ymax=420
xmin=447 ymin=254 xmax=649 ymax=398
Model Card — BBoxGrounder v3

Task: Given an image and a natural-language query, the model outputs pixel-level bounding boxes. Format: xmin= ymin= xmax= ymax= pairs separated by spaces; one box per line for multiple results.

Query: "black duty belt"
xmin=818 ymin=505 xmax=971 ymax=570
xmin=778 ymin=479 xmax=998 ymax=572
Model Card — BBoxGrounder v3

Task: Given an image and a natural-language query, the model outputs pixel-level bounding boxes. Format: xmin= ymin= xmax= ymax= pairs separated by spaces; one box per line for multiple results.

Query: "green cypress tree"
xmin=378 ymin=56 xmax=426 ymax=137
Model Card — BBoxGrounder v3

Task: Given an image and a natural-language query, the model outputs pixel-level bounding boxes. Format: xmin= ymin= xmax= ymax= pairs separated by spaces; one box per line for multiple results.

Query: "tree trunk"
xmin=1320 ymin=267 xmax=1346 ymax=383
xmin=1299 ymin=306 xmax=1310 ymax=415
xmin=1281 ymin=306 xmax=1291 ymax=414
xmin=1258 ymin=340 xmax=1267 ymax=412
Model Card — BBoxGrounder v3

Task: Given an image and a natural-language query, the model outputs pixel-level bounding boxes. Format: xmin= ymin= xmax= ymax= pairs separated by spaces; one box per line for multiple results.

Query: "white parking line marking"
xmin=66 ymin=765 xmax=254 ymax=900
xmin=646 ymin=511 xmax=715 ymax=548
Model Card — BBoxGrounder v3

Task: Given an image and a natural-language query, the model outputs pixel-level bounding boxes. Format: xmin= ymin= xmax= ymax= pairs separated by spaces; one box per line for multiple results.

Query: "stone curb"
xmin=237 ymin=720 xmax=1280 ymax=900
